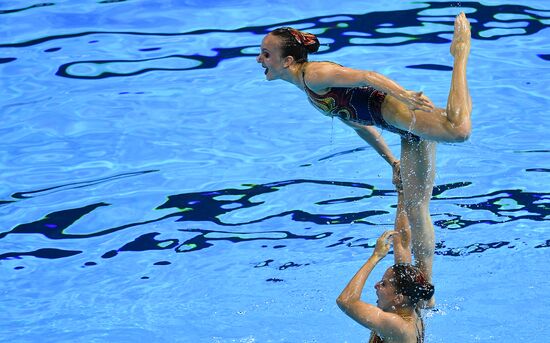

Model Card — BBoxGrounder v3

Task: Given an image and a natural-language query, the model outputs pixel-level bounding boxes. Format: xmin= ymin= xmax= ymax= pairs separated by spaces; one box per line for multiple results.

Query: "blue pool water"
xmin=1 ymin=0 xmax=549 ymax=342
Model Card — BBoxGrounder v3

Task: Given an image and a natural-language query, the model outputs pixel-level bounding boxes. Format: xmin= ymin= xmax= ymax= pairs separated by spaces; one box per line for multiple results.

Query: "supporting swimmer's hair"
xmin=270 ymin=27 xmax=320 ymax=63
xmin=390 ymin=263 xmax=434 ymax=306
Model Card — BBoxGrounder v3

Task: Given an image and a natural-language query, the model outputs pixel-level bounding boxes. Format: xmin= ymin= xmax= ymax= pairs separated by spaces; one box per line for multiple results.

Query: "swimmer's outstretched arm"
xmin=337 ymin=231 xmax=407 ymax=338
xmin=343 ymin=122 xmax=399 ymax=165
xmin=341 ymin=121 xmax=402 ymax=190
xmin=305 ymin=62 xmax=433 ymax=112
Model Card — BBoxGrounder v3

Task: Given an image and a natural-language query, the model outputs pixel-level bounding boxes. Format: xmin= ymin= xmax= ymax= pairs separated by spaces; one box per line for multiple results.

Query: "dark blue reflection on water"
xmin=0 ymin=57 xmax=16 ymax=64
xmin=10 ymin=170 xmax=158 ymax=200
xmin=1 ymin=175 xmax=548 ymax=265
xmin=0 ymin=248 xmax=81 ymax=260
xmin=434 ymin=189 xmax=549 ymax=230
xmin=0 ymin=2 xmax=548 ymax=79
xmin=0 ymin=2 xmax=54 ymax=15
xmin=1 ymin=1 xmax=548 ymax=270
xmin=407 ymin=64 xmax=454 ymax=71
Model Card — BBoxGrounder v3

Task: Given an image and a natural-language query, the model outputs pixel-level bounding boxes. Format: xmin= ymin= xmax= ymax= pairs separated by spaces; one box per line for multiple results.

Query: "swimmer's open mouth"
xmin=264 ymin=67 xmax=268 ymax=75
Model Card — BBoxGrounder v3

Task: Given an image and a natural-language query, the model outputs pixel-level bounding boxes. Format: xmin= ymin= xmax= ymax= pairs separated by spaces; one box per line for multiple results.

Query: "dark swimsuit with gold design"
xmin=302 ymin=68 xmax=420 ymax=141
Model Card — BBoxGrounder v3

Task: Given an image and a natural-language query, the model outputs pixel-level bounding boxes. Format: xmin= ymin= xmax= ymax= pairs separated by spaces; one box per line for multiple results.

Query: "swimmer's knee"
xmin=413 ymin=246 xmax=434 ymax=258
xmin=403 ymin=198 xmax=431 ymax=213
xmin=445 ymin=120 xmax=471 ymax=142
xmin=450 ymin=126 xmax=471 ymax=142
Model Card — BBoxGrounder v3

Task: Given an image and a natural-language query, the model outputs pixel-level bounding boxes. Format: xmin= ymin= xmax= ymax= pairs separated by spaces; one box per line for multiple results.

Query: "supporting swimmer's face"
xmin=256 ymin=34 xmax=288 ymax=81
xmin=374 ymin=268 xmax=401 ymax=311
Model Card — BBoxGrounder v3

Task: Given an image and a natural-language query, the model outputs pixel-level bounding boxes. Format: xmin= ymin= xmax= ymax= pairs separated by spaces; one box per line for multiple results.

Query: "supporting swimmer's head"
xmin=269 ymin=27 xmax=320 ymax=63
xmin=390 ymin=263 xmax=434 ymax=306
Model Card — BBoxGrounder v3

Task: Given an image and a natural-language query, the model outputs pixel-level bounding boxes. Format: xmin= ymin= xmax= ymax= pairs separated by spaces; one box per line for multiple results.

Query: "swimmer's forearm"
xmin=355 ymin=126 xmax=398 ymax=166
xmin=364 ymin=71 xmax=408 ymax=99
xmin=392 ymin=192 xmax=412 ymax=264
xmin=337 ymin=255 xmax=381 ymax=304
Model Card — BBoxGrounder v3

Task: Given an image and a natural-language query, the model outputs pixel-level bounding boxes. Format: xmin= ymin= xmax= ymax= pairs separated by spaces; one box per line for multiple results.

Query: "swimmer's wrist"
xmin=370 ymin=252 xmax=384 ymax=262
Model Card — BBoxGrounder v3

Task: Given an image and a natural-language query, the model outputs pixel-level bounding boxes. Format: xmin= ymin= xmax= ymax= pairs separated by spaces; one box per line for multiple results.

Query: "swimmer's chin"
xmin=263 ymin=69 xmax=272 ymax=80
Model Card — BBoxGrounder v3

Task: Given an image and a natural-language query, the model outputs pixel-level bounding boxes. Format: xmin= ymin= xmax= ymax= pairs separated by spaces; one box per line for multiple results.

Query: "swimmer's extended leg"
xmin=381 ymin=12 xmax=473 ymax=143
xmin=400 ymin=137 xmax=437 ymax=307
xmin=446 ymin=12 xmax=472 ymax=136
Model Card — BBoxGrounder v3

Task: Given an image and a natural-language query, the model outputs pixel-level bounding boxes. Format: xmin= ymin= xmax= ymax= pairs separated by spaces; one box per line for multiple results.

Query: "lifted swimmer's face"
xmin=256 ymin=34 xmax=288 ymax=81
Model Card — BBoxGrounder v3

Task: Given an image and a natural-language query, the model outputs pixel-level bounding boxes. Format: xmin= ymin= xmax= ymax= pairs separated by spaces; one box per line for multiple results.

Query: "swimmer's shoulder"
xmin=303 ymin=61 xmax=344 ymax=92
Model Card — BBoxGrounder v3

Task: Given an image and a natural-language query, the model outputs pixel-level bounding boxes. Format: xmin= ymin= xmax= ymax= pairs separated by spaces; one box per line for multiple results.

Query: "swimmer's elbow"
xmin=336 ymin=295 xmax=354 ymax=312
xmin=362 ymin=71 xmax=379 ymax=88
xmin=336 ymin=295 xmax=346 ymax=310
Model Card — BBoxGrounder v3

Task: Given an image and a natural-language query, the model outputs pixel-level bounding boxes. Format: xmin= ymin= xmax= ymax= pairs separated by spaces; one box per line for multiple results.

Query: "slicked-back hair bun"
xmin=391 ymin=264 xmax=435 ymax=306
xmin=270 ymin=27 xmax=320 ymax=62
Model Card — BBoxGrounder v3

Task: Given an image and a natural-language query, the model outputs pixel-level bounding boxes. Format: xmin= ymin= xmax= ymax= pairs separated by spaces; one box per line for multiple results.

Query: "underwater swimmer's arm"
xmin=392 ymin=191 xmax=412 ymax=264
xmin=337 ymin=231 xmax=408 ymax=338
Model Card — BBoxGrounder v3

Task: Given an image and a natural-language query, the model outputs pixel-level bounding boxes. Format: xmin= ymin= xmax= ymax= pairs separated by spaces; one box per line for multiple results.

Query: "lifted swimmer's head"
xmin=269 ymin=27 xmax=320 ymax=63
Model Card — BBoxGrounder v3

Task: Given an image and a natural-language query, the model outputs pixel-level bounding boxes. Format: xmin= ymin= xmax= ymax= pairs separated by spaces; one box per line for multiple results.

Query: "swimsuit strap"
xmin=301 ymin=67 xmax=311 ymax=93
xmin=301 ymin=64 xmax=320 ymax=97
xmin=416 ymin=314 xmax=424 ymax=343
xmin=394 ymin=311 xmax=424 ymax=343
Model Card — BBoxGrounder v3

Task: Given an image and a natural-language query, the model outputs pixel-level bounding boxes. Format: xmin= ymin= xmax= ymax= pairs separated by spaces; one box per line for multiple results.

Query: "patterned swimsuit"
xmin=302 ymin=69 xmax=420 ymax=141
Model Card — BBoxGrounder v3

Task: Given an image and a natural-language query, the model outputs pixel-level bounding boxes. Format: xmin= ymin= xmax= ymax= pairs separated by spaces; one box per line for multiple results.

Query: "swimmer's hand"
xmin=392 ymin=161 xmax=402 ymax=192
xmin=373 ymin=230 xmax=396 ymax=259
xmin=400 ymin=90 xmax=435 ymax=112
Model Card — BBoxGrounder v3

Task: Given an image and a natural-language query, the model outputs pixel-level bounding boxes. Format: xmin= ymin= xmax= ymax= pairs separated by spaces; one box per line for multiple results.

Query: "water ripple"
xmin=1 ymin=2 xmax=548 ymax=79
xmin=0 ymin=2 xmax=54 ymax=15
xmin=1 ymin=178 xmax=547 ymax=266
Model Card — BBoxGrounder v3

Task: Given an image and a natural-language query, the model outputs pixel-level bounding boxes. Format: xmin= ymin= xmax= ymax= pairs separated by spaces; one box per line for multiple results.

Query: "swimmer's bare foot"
xmin=450 ymin=12 xmax=471 ymax=58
